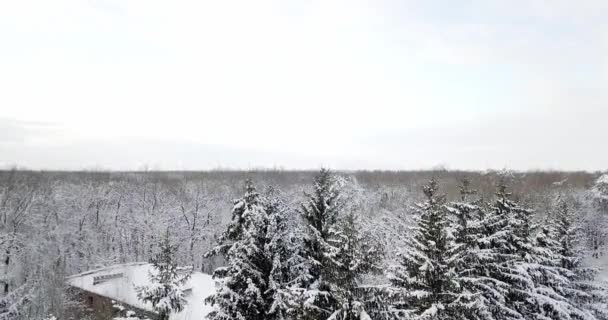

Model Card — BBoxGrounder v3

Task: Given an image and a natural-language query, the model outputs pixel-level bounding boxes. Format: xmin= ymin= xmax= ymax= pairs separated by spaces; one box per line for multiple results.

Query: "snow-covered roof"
xmin=66 ymin=262 xmax=215 ymax=320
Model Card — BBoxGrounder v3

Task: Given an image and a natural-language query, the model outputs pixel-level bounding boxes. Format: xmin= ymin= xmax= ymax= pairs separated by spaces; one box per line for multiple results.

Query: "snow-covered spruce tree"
xmin=498 ymin=182 xmax=538 ymax=319
xmin=551 ymin=198 xmax=608 ymax=320
xmin=531 ymin=215 xmax=592 ymax=320
xmin=327 ymin=211 xmax=380 ymax=320
xmin=205 ymin=180 xmax=272 ymax=320
xmin=586 ymin=174 xmax=608 ymax=259
xmin=449 ymin=177 xmax=480 ymax=253
xmin=279 ymin=224 xmax=312 ymax=319
xmin=454 ymin=175 xmax=596 ymax=320
xmin=295 ymin=168 xmax=345 ymax=320
xmin=387 ymin=178 xmax=460 ymax=320
xmin=499 ymin=180 xmax=590 ymax=320
xmin=591 ymin=174 xmax=608 ymax=210
xmin=136 ymin=229 xmax=190 ymax=320
xmin=264 ymin=186 xmax=296 ymax=320
xmin=444 ymin=178 xmax=492 ymax=320
xmin=489 ymin=176 xmax=541 ymax=319
xmin=467 ymin=177 xmax=529 ymax=320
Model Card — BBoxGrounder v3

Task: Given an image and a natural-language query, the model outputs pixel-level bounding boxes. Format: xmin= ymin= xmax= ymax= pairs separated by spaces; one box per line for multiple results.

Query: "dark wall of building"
xmin=70 ymin=287 xmax=157 ymax=320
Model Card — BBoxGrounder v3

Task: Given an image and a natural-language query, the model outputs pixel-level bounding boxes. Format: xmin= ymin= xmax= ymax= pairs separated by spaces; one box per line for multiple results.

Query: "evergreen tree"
xmin=387 ymin=178 xmax=460 ymax=320
xmin=499 ymin=183 xmax=595 ymax=320
xmin=445 ymin=178 xmax=491 ymax=320
xmin=296 ymin=168 xmax=344 ymax=320
xmin=449 ymin=177 xmax=480 ymax=254
xmin=587 ymin=174 xmax=608 ymax=259
xmin=531 ymin=218 xmax=590 ymax=320
xmin=448 ymin=175 xmax=604 ymax=320
xmin=327 ymin=211 xmax=378 ymax=320
xmin=136 ymin=229 xmax=190 ymax=320
xmin=499 ymin=182 xmax=537 ymax=319
xmin=205 ymin=180 xmax=272 ymax=320
xmin=551 ymin=198 xmax=608 ymax=320
xmin=264 ymin=186 xmax=295 ymax=320
xmin=470 ymin=177 xmax=529 ymax=320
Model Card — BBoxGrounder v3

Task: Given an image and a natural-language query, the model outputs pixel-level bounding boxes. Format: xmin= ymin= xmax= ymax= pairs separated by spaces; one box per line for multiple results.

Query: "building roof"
xmin=66 ymin=262 xmax=215 ymax=320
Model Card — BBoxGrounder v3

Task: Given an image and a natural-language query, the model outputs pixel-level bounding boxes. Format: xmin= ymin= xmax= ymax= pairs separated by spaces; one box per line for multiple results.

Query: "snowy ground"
xmin=586 ymin=248 xmax=608 ymax=284
xmin=66 ymin=262 xmax=215 ymax=320
xmin=595 ymin=256 xmax=608 ymax=283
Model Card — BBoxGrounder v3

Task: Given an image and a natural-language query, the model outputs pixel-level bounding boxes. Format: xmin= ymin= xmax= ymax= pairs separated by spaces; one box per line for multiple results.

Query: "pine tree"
xmin=136 ymin=229 xmax=190 ymax=320
xmin=205 ymin=180 xmax=272 ymax=320
xmin=445 ymin=178 xmax=491 ymax=320
xmin=551 ymin=198 xmax=608 ymax=320
xmin=470 ymin=177 xmax=529 ymax=320
xmin=327 ymin=211 xmax=378 ymax=320
xmin=276 ymin=223 xmax=313 ymax=320
xmin=447 ymin=175 xmax=605 ymax=320
xmin=531 ymin=217 xmax=591 ymax=320
xmin=264 ymin=186 xmax=295 ymax=320
xmin=387 ymin=178 xmax=460 ymax=320
xmin=587 ymin=174 xmax=608 ymax=259
xmin=295 ymin=168 xmax=344 ymax=320
xmin=500 ymin=183 xmax=594 ymax=320
xmin=449 ymin=177 xmax=480 ymax=254
xmin=499 ymin=182 xmax=537 ymax=319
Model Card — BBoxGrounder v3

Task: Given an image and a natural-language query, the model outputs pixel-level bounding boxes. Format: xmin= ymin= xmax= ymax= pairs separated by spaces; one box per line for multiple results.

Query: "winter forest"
xmin=0 ymin=169 xmax=607 ymax=320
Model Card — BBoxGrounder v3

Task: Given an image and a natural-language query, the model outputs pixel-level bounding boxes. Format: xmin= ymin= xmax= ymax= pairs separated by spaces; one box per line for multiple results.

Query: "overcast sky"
xmin=1 ymin=0 xmax=607 ymax=171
